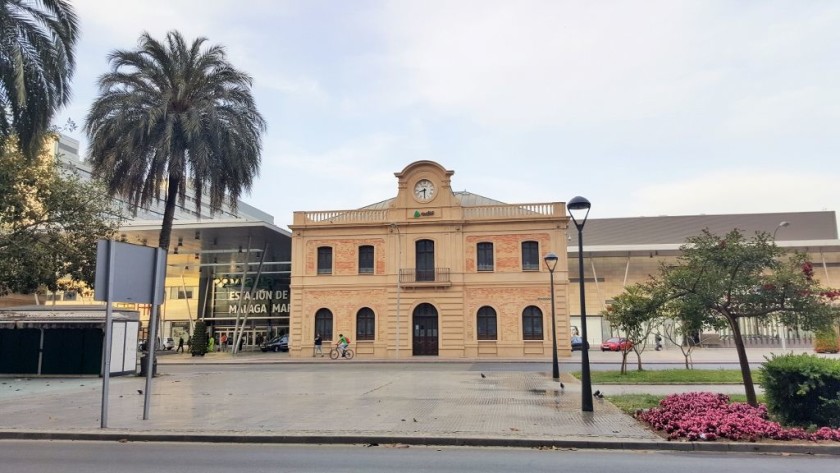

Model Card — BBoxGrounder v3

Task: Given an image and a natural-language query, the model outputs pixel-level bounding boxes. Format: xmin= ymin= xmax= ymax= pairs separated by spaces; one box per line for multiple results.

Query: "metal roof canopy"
xmin=116 ymin=220 xmax=292 ymax=270
xmin=568 ymin=211 xmax=837 ymax=248
xmin=0 ymin=305 xmax=139 ymax=328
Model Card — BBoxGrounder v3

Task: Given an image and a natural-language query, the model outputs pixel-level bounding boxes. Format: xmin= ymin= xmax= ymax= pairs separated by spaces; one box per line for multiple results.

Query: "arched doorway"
xmin=412 ymin=303 xmax=438 ymax=356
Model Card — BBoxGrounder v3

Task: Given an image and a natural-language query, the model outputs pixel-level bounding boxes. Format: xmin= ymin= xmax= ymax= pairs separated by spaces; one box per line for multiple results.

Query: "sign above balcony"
xmin=414 ymin=210 xmax=435 ymax=218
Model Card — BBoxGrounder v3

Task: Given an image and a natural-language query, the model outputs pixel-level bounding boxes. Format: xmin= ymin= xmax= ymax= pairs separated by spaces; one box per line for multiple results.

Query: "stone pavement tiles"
xmin=0 ymin=368 xmax=658 ymax=443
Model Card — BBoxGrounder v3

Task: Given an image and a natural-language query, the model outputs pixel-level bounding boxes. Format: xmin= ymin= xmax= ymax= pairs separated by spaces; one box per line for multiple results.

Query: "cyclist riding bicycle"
xmin=337 ymin=334 xmax=349 ymax=357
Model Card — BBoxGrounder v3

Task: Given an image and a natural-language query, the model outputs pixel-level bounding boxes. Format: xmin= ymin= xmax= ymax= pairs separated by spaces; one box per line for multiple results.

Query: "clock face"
xmin=413 ymin=179 xmax=436 ymax=202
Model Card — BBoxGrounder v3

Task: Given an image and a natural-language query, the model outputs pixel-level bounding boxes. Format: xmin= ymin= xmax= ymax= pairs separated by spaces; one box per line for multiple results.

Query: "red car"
xmin=600 ymin=337 xmax=633 ymax=351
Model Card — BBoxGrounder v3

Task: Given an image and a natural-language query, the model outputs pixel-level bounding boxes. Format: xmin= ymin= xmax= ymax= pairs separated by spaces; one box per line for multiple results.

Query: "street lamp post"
xmin=568 ymin=196 xmax=593 ymax=412
xmin=773 ymin=221 xmax=790 ymax=241
xmin=543 ymin=252 xmax=560 ymax=380
xmin=772 ymin=221 xmax=790 ymax=350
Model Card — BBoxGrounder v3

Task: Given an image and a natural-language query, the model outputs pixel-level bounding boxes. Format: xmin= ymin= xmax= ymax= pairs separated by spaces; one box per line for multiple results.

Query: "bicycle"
xmin=329 ymin=345 xmax=354 ymax=360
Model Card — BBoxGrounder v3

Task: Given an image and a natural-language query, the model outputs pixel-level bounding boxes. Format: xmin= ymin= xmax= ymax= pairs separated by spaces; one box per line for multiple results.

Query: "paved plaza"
xmin=0 ymin=347 xmax=838 ymax=454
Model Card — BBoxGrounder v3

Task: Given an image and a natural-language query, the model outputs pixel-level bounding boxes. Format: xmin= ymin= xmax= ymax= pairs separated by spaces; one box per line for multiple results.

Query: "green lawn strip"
xmin=608 ymin=393 xmax=766 ymax=416
xmin=570 ymin=368 xmax=754 ymax=384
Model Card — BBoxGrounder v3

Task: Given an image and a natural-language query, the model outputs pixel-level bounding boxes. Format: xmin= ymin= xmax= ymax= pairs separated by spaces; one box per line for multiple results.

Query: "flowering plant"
xmin=636 ymin=392 xmax=840 ymax=442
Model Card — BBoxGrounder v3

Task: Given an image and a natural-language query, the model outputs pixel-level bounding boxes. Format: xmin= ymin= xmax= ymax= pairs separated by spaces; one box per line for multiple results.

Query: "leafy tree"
xmin=604 ymin=284 xmax=659 ymax=373
xmin=0 ymin=137 xmax=120 ymax=295
xmin=190 ymin=320 xmax=208 ymax=356
xmin=84 ymin=31 xmax=266 ymax=251
xmin=0 ymin=0 xmax=79 ymax=159
xmin=660 ymin=229 xmax=838 ymax=406
xmin=658 ymin=296 xmax=726 ymax=369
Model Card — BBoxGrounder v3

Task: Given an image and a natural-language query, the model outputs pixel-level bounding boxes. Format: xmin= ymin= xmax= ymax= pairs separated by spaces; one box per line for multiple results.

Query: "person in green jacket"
xmin=208 ymin=336 xmax=215 ymax=352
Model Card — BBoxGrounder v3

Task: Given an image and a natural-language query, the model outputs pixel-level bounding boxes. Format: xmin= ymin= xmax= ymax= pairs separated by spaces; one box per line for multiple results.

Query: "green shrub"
xmin=814 ymin=329 xmax=839 ymax=353
xmin=759 ymin=353 xmax=840 ymax=428
xmin=190 ymin=320 xmax=208 ymax=356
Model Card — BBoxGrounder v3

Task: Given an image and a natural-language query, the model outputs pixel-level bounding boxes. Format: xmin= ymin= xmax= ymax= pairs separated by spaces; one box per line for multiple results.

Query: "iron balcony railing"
xmin=399 ymin=268 xmax=451 ymax=285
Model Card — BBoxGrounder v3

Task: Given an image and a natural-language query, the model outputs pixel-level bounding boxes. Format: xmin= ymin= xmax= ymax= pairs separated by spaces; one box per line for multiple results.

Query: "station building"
xmin=288 ymin=160 xmax=571 ymax=359
xmin=17 ymin=134 xmax=293 ymax=348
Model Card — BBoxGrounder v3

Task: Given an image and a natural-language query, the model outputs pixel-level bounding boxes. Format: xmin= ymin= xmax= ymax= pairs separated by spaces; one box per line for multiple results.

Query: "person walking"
xmin=220 ymin=333 xmax=228 ymax=352
xmin=176 ymin=337 xmax=184 ymax=353
xmin=314 ymin=333 xmax=323 ymax=357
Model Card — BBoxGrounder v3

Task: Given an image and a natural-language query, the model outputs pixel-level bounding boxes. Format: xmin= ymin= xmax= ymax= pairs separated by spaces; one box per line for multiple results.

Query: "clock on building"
xmin=413 ymin=179 xmax=436 ymax=202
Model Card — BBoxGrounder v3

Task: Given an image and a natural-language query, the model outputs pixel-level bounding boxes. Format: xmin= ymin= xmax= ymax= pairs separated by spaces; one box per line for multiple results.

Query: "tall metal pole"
xmin=100 ymin=240 xmax=116 ymax=428
xmin=549 ymin=267 xmax=559 ymax=380
xmin=577 ymin=226 xmax=593 ymax=412
xmin=391 ymin=224 xmax=401 ymax=360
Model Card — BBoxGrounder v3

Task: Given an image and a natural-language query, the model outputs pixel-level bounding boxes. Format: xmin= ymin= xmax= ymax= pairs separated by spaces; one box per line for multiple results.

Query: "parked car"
xmin=601 ymin=337 xmax=633 ymax=352
xmin=139 ymin=337 xmax=174 ymax=351
xmin=260 ymin=334 xmax=289 ymax=352
xmin=571 ymin=335 xmax=589 ymax=351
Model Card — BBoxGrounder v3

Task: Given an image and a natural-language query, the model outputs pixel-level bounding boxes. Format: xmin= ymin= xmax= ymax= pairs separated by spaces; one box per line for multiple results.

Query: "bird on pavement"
xmin=480 ymin=373 xmax=486 ymax=378
xmin=560 ymin=382 xmax=565 ymax=389
xmin=593 ymin=390 xmax=600 ymax=397
xmin=137 ymin=389 xmax=143 ymax=395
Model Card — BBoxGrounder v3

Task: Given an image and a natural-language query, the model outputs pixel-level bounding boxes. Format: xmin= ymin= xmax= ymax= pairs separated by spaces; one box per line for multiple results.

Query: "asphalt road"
xmin=0 ymin=440 xmax=834 ymax=473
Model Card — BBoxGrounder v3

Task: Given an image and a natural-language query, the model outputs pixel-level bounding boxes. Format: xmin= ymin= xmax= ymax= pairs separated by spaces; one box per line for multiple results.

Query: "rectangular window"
xmin=521 ymin=241 xmax=539 ymax=271
xmin=169 ymin=287 xmax=196 ymax=299
xmin=359 ymin=245 xmax=374 ymax=274
xmin=317 ymin=247 xmax=332 ymax=274
xmin=477 ymin=242 xmax=494 ymax=272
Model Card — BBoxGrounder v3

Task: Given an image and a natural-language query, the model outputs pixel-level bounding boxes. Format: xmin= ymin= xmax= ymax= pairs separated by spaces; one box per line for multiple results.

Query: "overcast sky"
xmin=55 ymin=0 xmax=840 ymax=229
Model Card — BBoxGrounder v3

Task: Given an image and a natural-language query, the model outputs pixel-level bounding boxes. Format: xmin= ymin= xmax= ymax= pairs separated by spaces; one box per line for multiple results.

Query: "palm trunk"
xmin=729 ymin=315 xmax=758 ymax=406
xmin=158 ymin=175 xmax=181 ymax=250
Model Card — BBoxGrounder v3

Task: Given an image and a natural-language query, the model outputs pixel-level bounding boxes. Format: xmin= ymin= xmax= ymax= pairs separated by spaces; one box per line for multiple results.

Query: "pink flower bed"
xmin=636 ymin=392 xmax=840 ymax=442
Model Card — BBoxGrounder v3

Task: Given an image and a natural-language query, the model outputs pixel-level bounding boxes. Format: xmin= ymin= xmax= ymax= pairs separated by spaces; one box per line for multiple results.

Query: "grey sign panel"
xmin=94 ymin=240 xmax=166 ymax=304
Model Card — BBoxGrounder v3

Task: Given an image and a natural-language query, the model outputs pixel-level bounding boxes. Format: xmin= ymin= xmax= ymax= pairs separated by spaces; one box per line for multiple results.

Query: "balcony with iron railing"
xmin=399 ymin=268 xmax=451 ymax=288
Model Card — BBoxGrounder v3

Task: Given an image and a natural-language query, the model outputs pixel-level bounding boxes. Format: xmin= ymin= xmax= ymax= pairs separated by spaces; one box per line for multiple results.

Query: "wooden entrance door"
xmin=412 ymin=303 xmax=438 ymax=356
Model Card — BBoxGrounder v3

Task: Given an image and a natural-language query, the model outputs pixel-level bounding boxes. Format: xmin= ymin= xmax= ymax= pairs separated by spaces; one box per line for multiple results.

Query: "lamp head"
xmin=543 ymin=252 xmax=559 ymax=272
xmin=778 ymin=221 xmax=790 ymax=228
xmin=567 ymin=196 xmax=591 ymax=230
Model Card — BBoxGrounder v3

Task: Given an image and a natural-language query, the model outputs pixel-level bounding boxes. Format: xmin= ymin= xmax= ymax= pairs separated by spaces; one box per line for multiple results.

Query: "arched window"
xmin=315 ymin=308 xmax=333 ymax=341
xmin=477 ymin=306 xmax=497 ymax=340
xmin=356 ymin=307 xmax=375 ymax=340
xmin=522 ymin=306 xmax=543 ymax=340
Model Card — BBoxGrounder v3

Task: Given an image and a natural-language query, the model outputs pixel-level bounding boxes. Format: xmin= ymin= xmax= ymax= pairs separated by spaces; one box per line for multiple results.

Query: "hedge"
xmin=759 ymin=353 xmax=840 ymax=428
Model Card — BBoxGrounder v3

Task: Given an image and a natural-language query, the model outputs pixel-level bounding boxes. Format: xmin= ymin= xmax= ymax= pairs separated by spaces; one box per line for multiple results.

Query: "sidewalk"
xmin=155 ymin=345 xmax=839 ymax=365
xmin=1 ymin=347 xmax=838 ymax=455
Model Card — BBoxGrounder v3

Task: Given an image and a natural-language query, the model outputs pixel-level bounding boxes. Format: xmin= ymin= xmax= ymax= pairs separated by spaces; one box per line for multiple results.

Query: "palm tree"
xmin=0 ymin=0 xmax=79 ymax=159
xmin=84 ymin=31 xmax=266 ymax=250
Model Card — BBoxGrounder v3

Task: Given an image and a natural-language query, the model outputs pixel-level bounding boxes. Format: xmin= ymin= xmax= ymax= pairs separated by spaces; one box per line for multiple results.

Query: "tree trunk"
xmin=729 ymin=316 xmax=758 ymax=406
xmin=158 ymin=175 xmax=181 ymax=250
xmin=636 ymin=351 xmax=643 ymax=371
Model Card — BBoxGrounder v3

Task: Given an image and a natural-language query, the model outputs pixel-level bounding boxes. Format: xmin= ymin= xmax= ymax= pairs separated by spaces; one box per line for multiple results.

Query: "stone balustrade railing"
xmin=294 ymin=202 xmax=562 ymax=226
